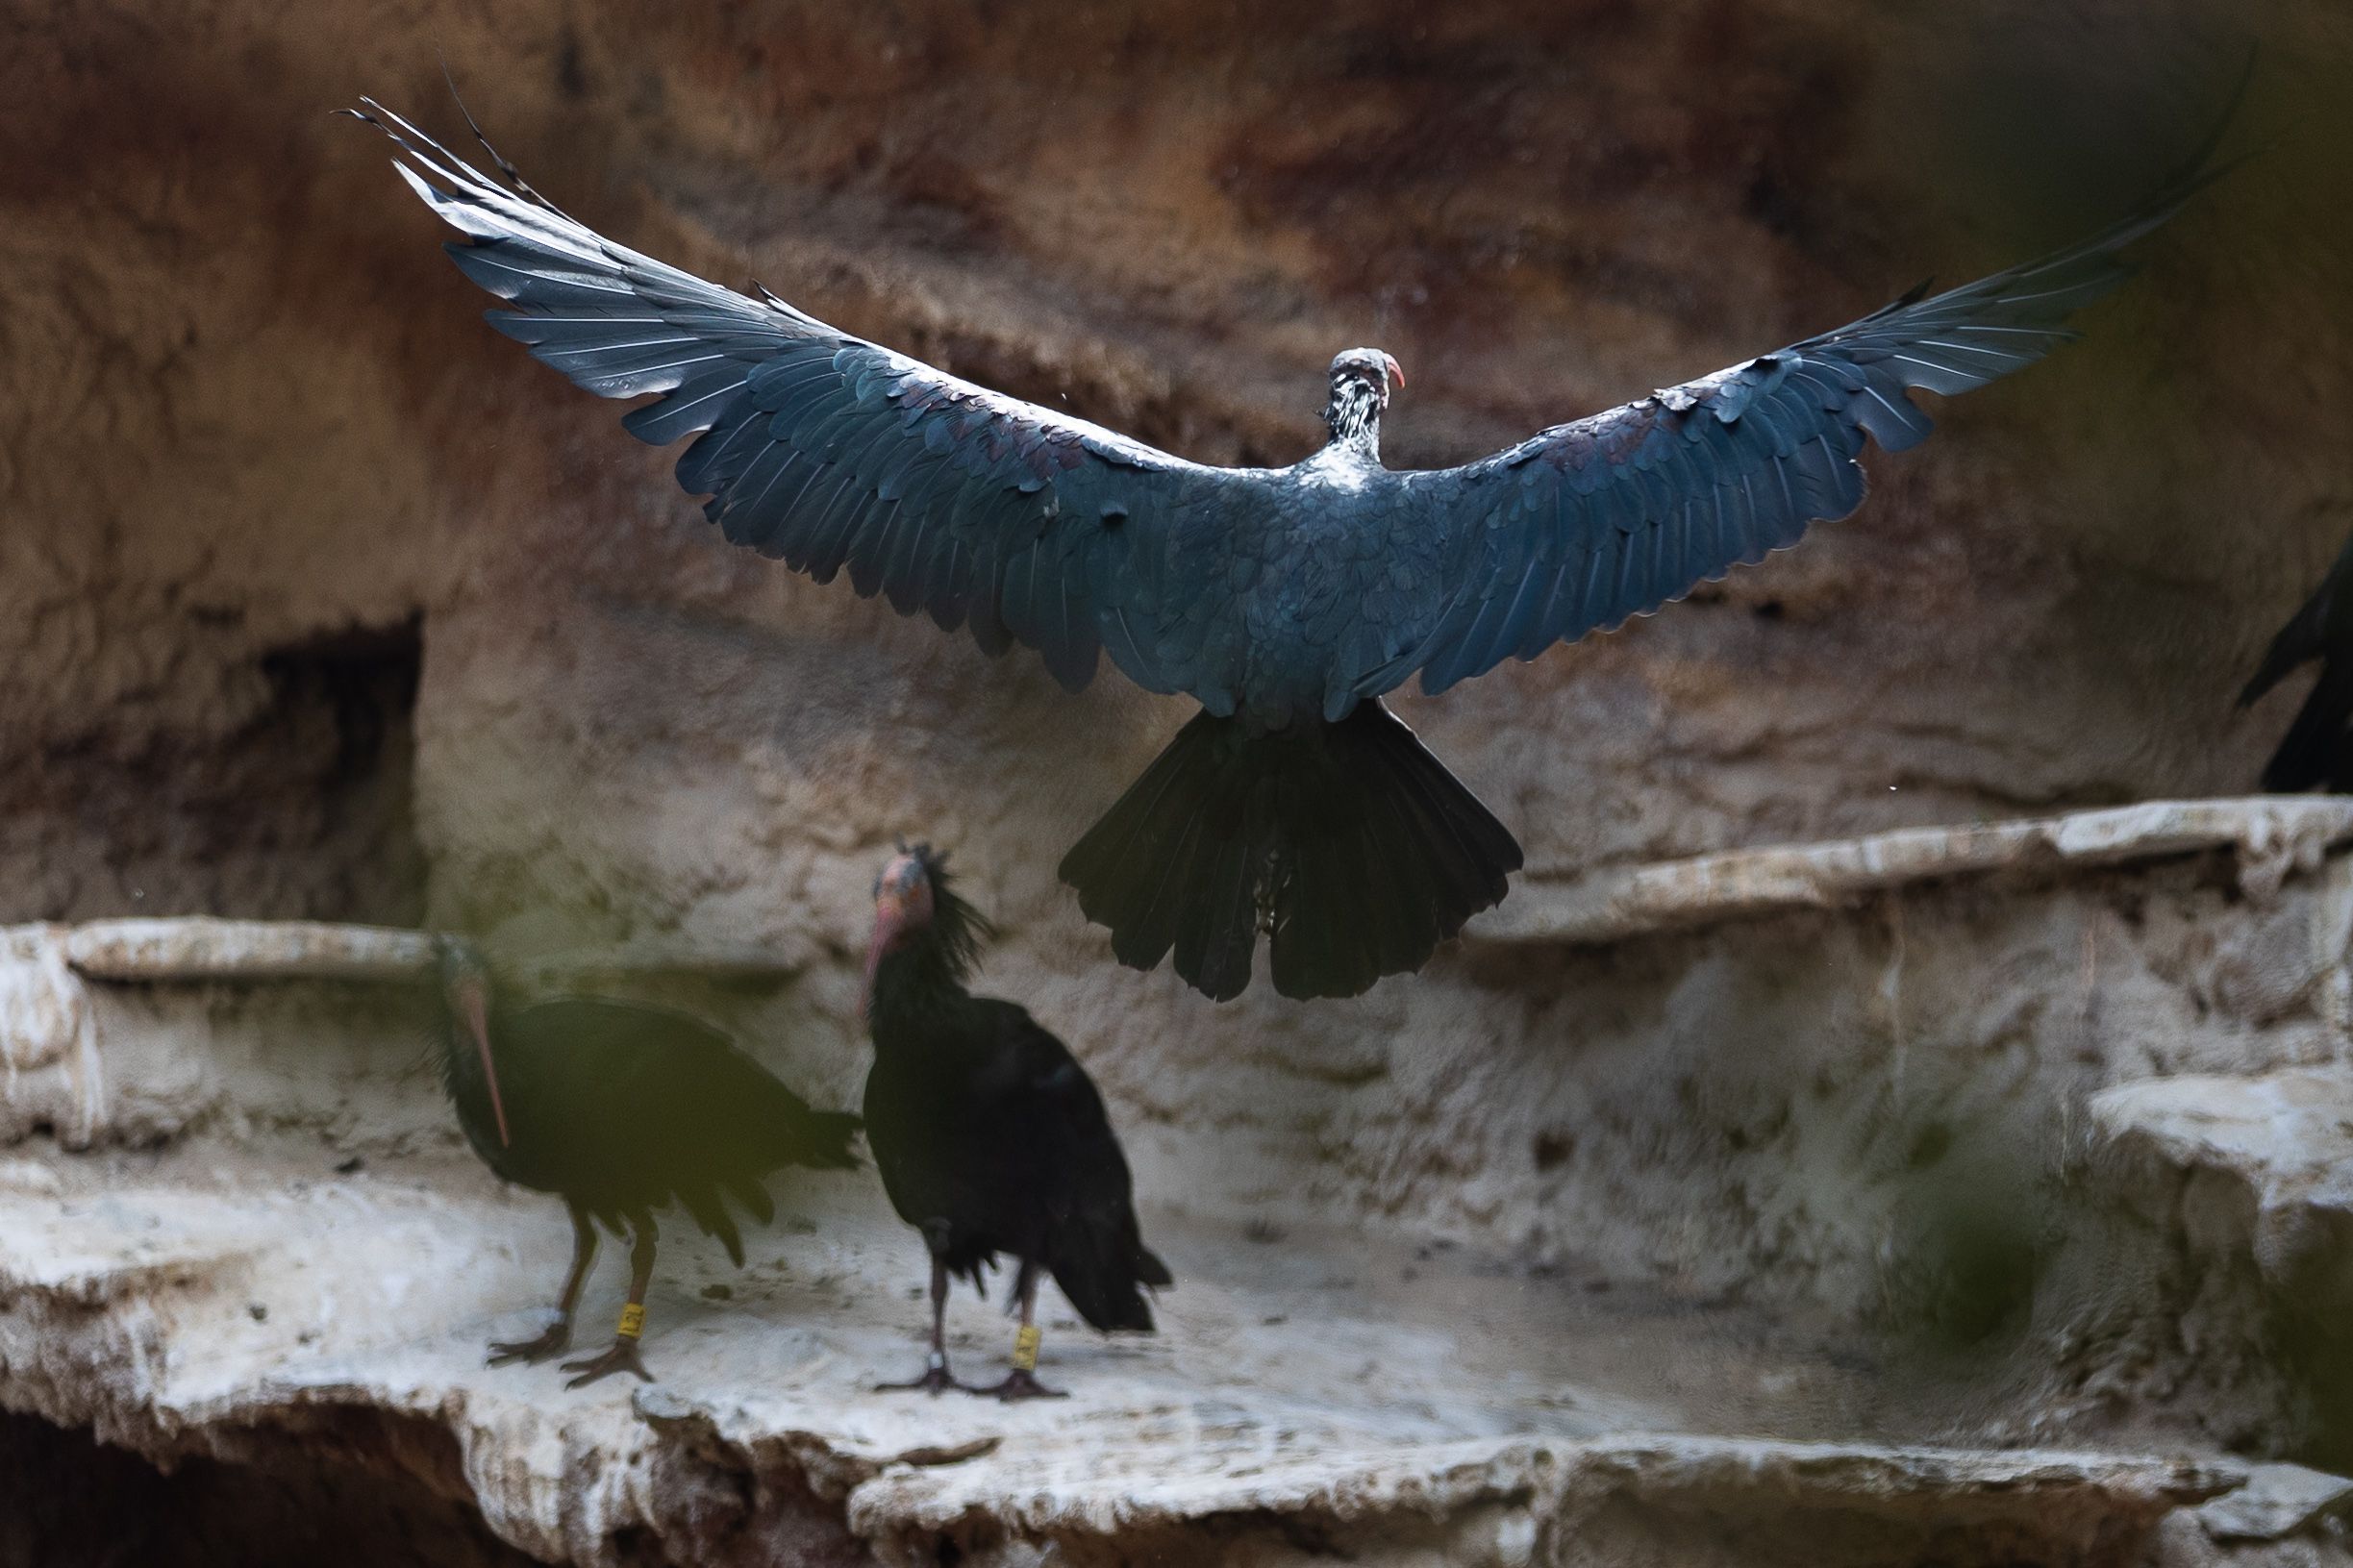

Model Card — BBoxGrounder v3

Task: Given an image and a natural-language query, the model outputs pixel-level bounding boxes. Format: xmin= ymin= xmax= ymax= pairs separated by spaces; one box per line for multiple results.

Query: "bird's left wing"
xmin=1359 ymin=169 xmax=2215 ymax=702
xmin=353 ymin=100 xmax=1263 ymax=701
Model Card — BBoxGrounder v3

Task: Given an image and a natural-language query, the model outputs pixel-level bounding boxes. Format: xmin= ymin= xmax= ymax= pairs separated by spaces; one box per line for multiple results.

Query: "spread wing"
xmin=1363 ymin=167 xmax=2218 ymax=701
xmin=354 ymin=100 xmax=1264 ymax=704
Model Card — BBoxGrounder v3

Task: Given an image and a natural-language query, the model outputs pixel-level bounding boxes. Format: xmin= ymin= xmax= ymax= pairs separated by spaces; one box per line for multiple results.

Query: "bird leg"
xmin=562 ymin=1213 xmax=656 ymax=1387
xmin=488 ymin=1206 xmax=596 ymax=1366
xmin=875 ymin=1251 xmax=973 ymax=1395
xmin=978 ymin=1260 xmax=1066 ymax=1402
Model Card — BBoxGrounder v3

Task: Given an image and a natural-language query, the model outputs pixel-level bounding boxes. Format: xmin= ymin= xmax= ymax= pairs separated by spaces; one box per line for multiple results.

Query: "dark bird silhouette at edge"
xmin=2240 ymin=531 xmax=2353 ymax=793
xmin=860 ymin=845 xmax=1170 ymax=1399
xmin=434 ymin=935 xmax=862 ymax=1386
xmin=351 ymin=85 xmax=2239 ymax=1003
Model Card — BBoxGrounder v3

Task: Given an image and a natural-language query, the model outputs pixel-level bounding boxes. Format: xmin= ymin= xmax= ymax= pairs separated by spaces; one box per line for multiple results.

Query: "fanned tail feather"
xmin=1059 ymin=700 xmax=1521 ymax=1001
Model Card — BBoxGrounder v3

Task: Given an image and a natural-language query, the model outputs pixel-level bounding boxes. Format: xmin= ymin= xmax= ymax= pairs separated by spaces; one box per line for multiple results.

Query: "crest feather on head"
xmin=879 ymin=839 xmax=994 ymax=983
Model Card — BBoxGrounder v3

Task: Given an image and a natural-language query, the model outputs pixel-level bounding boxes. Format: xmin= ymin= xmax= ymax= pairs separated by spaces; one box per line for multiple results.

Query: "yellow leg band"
xmin=1012 ymin=1323 xmax=1041 ymax=1373
xmin=616 ymin=1303 xmax=646 ymax=1340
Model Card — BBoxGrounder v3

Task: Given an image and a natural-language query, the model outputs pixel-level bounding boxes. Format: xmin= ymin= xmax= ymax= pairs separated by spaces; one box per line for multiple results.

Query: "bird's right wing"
xmin=354 ymin=99 xmax=1267 ymax=704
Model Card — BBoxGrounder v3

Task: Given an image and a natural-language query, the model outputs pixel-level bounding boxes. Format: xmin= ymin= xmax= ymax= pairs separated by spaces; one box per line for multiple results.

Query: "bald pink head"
xmin=863 ymin=851 xmax=937 ymax=1020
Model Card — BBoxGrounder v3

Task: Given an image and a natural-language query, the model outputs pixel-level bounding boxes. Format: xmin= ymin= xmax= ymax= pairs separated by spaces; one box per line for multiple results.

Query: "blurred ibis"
xmin=435 ymin=935 xmax=861 ymax=1386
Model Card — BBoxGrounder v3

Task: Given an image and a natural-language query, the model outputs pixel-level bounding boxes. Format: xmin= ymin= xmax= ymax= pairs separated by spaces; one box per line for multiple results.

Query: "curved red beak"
xmin=459 ymin=981 xmax=510 ymax=1147
xmin=863 ymin=893 xmax=908 ymax=1023
xmin=1382 ymin=353 xmax=1405 ymax=393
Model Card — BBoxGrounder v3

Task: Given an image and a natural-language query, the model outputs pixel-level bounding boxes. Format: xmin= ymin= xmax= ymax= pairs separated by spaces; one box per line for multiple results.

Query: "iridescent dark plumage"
xmin=861 ymin=847 xmax=1169 ymax=1399
xmin=434 ymin=936 xmax=860 ymax=1386
xmin=359 ymin=95 xmax=2230 ymax=1001
xmin=2240 ymin=532 xmax=2353 ymax=792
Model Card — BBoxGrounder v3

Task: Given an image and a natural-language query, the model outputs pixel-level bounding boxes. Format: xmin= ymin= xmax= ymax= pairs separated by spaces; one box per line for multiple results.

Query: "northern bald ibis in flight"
xmin=356 ymin=95 xmax=2229 ymax=1002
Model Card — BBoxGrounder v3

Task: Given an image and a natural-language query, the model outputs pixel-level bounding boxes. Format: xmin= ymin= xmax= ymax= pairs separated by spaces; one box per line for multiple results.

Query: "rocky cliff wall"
xmin=7 ymin=6 xmax=2353 ymax=1557
xmin=7 ymin=0 xmax=2343 ymax=947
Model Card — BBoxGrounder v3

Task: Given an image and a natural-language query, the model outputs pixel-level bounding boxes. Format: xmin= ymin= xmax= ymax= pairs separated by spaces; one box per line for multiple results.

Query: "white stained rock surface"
xmin=2091 ymin=1068 xmax=2353 ymax=1293
xmin=1472 ymin=797 xmax=2353 ymax=945
xmin=7 ymin=798 xmax=2353 ymax=1561
xmin=0 ymin=1145 xmax=2239 ymax=1567
xmin=0 ymin=926 xmax=104 ymax=1148
xmin=2093 ymin=1069 xmax=2353 ymax=1220
xmin=2197 ymin=1461 xmax=2353 ymax=1543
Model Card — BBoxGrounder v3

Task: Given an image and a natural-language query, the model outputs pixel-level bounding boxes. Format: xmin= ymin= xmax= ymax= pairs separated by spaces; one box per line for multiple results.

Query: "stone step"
xmin=1472 ymin=796 xmax=2353 ymax=945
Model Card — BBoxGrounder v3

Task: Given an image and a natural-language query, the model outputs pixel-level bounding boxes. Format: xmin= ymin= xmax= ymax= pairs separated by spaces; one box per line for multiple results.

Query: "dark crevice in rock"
xmin=0 ymin=613 xmax=428 ymax=927
xmin=0 ymin=1407 xmax=536 ymax=1568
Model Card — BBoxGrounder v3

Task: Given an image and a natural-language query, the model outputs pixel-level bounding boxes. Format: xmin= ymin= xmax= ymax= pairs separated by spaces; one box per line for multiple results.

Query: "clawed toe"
xmin=874 ymin=1363 xmax=974 ymax=1397
xmin=561 ymin=1339 xmax=652 ymax=1388
xmin=486 ymin=1325 xmax=572 ymax=1367
xmin=981 ymin=1369 xmax=1066 ymax=1402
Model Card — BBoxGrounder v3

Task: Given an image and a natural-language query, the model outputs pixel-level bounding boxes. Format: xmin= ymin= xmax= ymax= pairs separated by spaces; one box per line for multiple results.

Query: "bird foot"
xmin=486 ymin=1322 xmax=573 ymax=1367
xmin=979 ymin=1368 xmax=1066 ymax=1403
xmin=874 ymin=1362 xmax=976 ymax=1397
xmin=561 ymin=1338 xmax=652 ymax=1388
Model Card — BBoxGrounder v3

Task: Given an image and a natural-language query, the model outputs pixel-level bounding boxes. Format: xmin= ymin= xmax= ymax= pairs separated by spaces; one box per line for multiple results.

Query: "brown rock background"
xmin=10 ymin=5 xmax=2353 ymax=1556
xmin=3 ymin=0 xmax=2347 ymax=1235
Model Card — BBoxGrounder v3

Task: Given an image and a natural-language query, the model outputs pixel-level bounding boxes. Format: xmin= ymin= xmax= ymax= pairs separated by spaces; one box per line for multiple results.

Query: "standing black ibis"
xmin=2240 ymin=530 xmax=2353 ymax=792
xmin=434 ymin=935 xmax=862 ymax=1386
xmin=859 ymin=846 xmax=1171 ymax=1399
xmin=355 ymin=93 xmax=2228 ymax=1002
